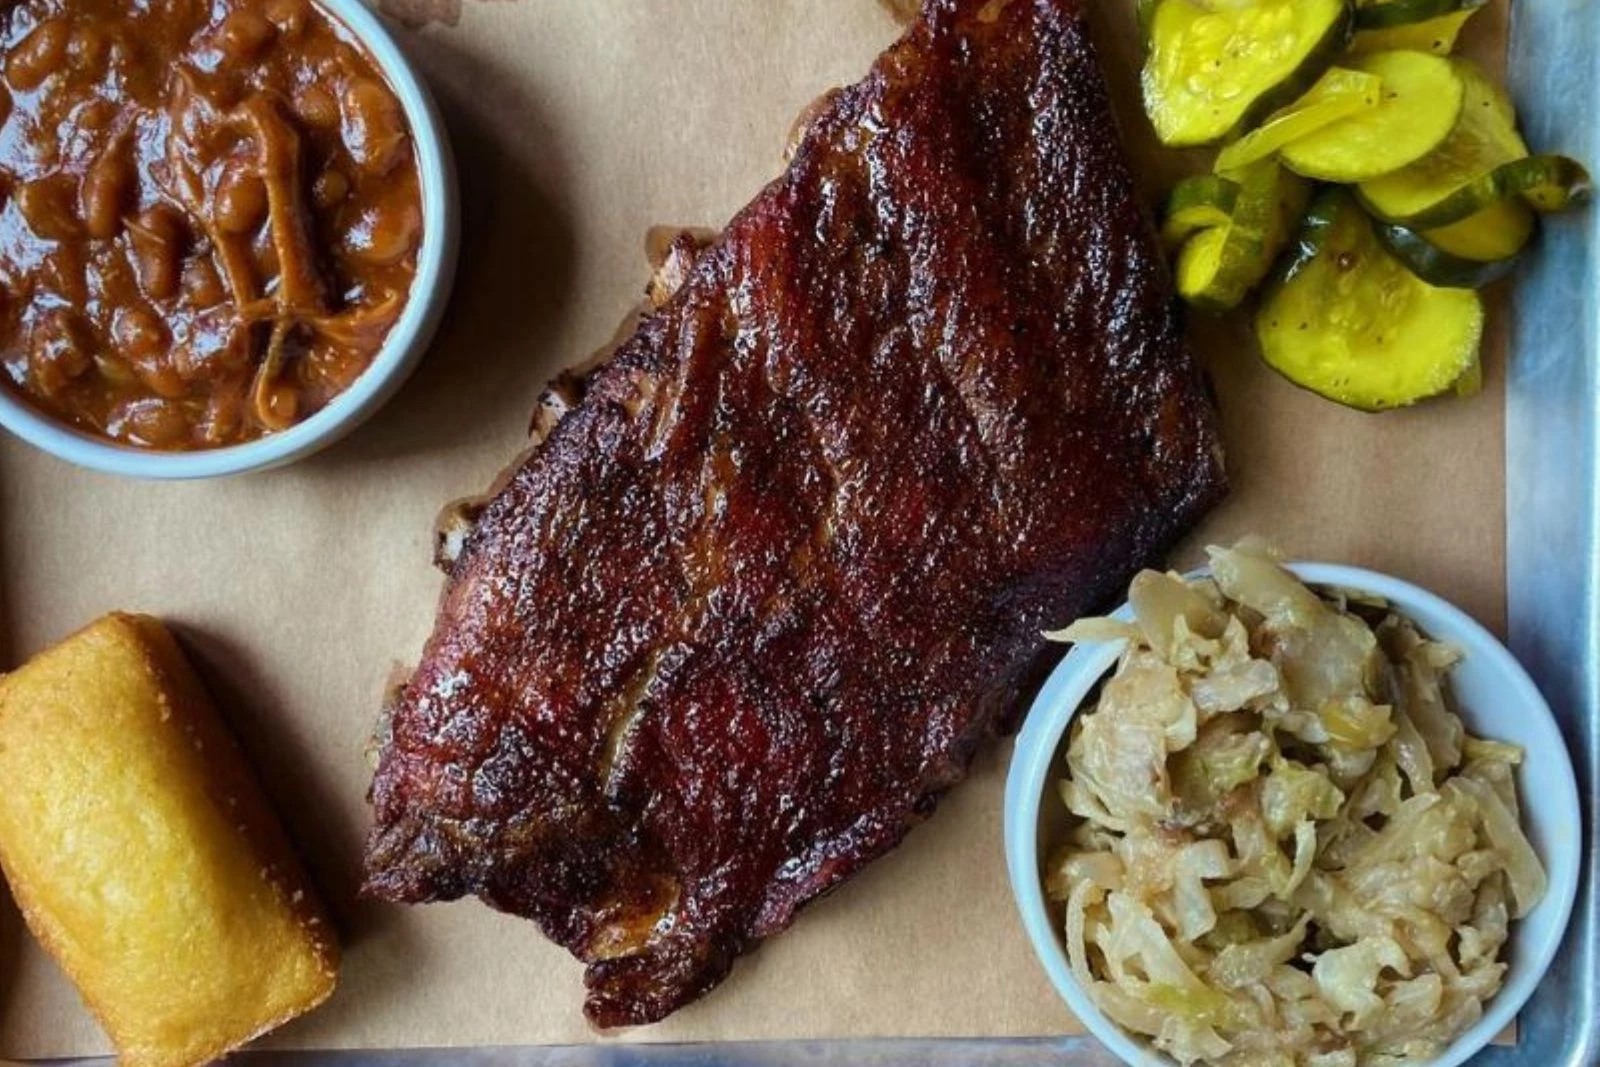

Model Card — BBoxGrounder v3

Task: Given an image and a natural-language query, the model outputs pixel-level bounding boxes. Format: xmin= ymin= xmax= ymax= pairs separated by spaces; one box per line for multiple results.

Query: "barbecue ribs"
xmin=364 ymin=0 xmax=1226 ymax=1026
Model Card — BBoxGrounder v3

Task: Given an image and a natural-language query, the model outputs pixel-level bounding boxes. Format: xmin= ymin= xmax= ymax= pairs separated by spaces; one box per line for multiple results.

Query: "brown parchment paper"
xmin=0 ymin=0 xmax=1510 ymax=1055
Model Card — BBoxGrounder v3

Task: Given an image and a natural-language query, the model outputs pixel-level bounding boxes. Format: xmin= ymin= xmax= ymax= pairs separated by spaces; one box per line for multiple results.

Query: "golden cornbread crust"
xmin=0 ymin=613 xmax=339 ymax=1067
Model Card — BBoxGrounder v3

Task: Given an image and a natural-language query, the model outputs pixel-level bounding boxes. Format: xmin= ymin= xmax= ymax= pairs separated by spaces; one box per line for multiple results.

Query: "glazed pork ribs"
xmin=364 ymin=0 xmax=1226 ymax=1028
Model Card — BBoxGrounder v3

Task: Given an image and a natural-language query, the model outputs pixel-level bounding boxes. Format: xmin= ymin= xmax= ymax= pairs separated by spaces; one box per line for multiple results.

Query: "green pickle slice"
xmin=1256 ymin=191 xmax=1484 ymax=411
xmin=1513 ymin=155 xmax=1595 ymax=212
xmin=1423 ymin=198 xmax=1536 ymax=262
xmin=1358 ymin=60 xmax=1530 ymax=225
xmin=1380 ymin=153 xmax=1594 ymax=229
xmin=1163 ymin=174 xmax=1242 ymax=246
xmin=1142 ymin=0 xmax=1352 ymax=147
xmin=1280 ymin=50 xmax=1465 ymax=182
xmin=1375 ymin=200 xmax=1534 ymax=289
xmin=1216 ymin=67 xmax=1383 ymax=174
xmin=1173 ymin=162 xmax=1308 ymax=311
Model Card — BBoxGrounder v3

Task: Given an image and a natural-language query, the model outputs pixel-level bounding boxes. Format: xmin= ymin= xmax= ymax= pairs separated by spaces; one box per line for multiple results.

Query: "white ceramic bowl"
xmin=0 ymin=0 xmax=459 ymax=479
xmin=1004 ymin=563 xmax=1582 ymax=1067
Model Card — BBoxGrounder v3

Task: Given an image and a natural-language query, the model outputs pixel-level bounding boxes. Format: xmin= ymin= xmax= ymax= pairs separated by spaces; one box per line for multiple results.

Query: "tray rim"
xmin=1497 ymin=0 xmax=1600 ymax=1065
xmin=27 ymin=2 xmax=1600 ymax=1065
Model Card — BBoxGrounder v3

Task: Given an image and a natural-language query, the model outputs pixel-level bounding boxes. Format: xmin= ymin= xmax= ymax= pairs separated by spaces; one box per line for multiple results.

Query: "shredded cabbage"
xmin=1046 ymin=543 xmax=1546 ymax=1067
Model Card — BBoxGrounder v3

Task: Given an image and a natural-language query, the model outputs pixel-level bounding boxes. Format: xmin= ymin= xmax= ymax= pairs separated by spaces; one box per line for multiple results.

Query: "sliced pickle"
xmin=1281 ymin=50 xmax=1465 ymax=182
xmin=1174 ymin=162 xmax=1308 ymax=311
xmin=1358 ymin=60 xmax=1532 ymax=225
xmin=1376 ymin=200 xmax=1535 ymax=288
xmin=1163 ymin=174 xmax=1242 ymax=246
xmin=1142 ymin=0 xmax=1353 ymax=147
xmin=1216 ymin=67 xmax=1383 ymax=174
xmin=1257 ymin=190 xmax=1484 ymax=410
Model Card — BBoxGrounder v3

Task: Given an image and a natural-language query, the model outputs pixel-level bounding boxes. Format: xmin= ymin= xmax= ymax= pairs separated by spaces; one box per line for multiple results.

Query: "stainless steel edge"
xmin=1500 ymin=2 xmax=1600 ymax=1067
xmin=240 ymin=1039 xmax=1123 ymax=1067
xmin=31 ymin=4 xmax=1600 ymax=1067
xmin=41 ymin=1038 xmax=1121 ymax=1067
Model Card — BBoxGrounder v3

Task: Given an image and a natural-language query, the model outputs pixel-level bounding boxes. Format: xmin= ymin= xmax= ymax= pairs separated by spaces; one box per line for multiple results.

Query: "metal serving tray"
xmin=45 ymin=2 xmax=1598 ymax=1065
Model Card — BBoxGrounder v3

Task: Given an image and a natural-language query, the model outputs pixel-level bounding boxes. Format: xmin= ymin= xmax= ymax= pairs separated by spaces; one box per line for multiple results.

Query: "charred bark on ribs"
xmin=364 ymin=0 xmax=1226 ymax=1027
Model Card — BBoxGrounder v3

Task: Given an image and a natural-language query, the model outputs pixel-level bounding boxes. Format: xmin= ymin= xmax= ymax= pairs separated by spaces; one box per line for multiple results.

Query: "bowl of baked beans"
xmin=0 ymin=0 xmax=457 ymax=477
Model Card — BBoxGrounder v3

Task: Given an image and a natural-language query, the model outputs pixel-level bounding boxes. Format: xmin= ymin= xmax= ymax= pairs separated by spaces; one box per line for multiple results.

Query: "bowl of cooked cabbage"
xmin=1004 ymin=543 xmax=1580 ymax=1067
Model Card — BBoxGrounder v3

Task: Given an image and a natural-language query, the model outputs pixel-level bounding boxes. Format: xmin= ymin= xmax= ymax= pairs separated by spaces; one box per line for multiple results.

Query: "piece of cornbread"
xmin=0 ymin=614 xmax=338 ymax=1067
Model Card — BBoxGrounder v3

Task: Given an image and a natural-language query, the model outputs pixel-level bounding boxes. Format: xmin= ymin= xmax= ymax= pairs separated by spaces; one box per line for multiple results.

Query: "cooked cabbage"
xmin=1046 ymin=542 xmax=1545 ymax=1067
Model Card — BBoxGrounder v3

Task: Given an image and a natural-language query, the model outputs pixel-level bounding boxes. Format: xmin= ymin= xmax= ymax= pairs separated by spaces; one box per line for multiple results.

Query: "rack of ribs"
xmin=363 ymin=0 xmax=1227 ymax=1027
